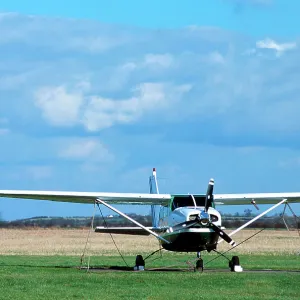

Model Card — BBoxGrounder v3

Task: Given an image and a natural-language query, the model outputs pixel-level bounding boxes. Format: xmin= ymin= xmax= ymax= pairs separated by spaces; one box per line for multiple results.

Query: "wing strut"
xmin=95 ymin=198 xmax=170 ymax=244
xmin=218 ymin=198 xmax=287 ymax=244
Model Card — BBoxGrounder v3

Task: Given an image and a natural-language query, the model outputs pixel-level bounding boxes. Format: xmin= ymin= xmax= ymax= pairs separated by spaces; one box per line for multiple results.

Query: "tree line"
xmin=0 ymin=209 xmax=299 ymax=230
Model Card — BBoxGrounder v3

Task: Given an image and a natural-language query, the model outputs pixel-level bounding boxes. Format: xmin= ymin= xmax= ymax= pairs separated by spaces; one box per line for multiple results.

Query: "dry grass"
xmin=0 ymin=228 xmax=299 ymax=256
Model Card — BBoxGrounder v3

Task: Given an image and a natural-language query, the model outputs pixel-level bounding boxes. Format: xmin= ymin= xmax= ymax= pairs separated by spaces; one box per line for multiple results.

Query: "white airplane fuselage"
xmin=159 ymin=206 xmax=222 ymax=252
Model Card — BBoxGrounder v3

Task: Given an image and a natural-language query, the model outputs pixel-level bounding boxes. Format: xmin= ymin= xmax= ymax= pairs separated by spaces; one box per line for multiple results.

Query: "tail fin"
xmin=149 ymin=168 xmax=160 ymax=228
xmin=149 ymin=168 xmax=159 ymax=194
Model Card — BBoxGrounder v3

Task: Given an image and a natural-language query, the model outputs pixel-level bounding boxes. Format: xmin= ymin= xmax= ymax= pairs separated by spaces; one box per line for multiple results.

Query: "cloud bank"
xmin=0 ymin=12 xmax=300 ymax=219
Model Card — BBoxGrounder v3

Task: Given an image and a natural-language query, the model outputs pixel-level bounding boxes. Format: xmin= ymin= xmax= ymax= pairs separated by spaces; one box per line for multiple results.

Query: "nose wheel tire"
xmin=195 ymin=259 xmax=204 ymax=272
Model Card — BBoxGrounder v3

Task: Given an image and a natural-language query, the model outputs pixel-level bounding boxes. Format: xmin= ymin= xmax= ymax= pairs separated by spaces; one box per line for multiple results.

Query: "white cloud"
xmin=244 ymin=38 xmax=297 ymax=58
xmin=207 ymin=51 xmax=226 ymax=64
xmin=34 ymin=82 xmax=191 ymax=131
xmin=2 ymin=12 xmax=300 ymax=148
xmin=83 ymin=82 xmax=191 ymax=131
xmin=59 ymin=138 xmax=114 ymax=162
xmin=0 ymin=13 xmax=134 ymax=53
xmin=143 ymin=54 xmax=174 ymax=68
xmin=34 ymin=85 xmax=84 ymax=127
xmin=100 ymin=54 xmax=174 ymax=92
xmin=256 ymin=38 xmax=297 ymax=56
xmin=100 ymin=62 xmax=138 ymax=92
xmin=67 ymin=35 xmax=130 ymax=53
xmin=121 ymin=62 xmax=137 ymax=71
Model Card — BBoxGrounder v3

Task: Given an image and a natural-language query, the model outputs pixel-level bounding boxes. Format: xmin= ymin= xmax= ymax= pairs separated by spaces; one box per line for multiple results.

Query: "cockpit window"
xmin=171 ymin=195 xmax=213 ymax=211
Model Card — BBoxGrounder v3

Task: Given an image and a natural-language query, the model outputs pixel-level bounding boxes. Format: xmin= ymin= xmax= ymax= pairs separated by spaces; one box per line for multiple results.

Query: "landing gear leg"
xmin=134 ymin=255 xmax=145 ymax=271
xmin=195 ymin=252 xmax=203 ymax=272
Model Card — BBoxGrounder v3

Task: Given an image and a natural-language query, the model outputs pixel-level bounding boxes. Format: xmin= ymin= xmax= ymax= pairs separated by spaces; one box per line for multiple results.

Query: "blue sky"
xmin=0 ymin=0 xmax=300 ymax=220
xmin=1 ymin=0 xmax=300 ymax=36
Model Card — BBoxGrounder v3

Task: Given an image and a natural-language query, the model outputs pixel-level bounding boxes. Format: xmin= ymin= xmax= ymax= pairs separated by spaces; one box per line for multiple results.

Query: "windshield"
xmin=171 ymin=195 xmax=213 ymax=211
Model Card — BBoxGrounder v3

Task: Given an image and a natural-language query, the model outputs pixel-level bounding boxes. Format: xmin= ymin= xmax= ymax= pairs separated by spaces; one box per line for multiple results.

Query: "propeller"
xmin=204 ymin=178 xmax=236 ymax=246
xmin=170 ymin=215 xmax=236 ymax=247
xmin=204 ymin=178 xmax=214 ymax=213
xmin=169 ymin=178 xmax=237 ymax=247
xmin=170 ymin=219 xmax=199 ymax=232
xmin=210 ymin=223 xmax=236 ymax=246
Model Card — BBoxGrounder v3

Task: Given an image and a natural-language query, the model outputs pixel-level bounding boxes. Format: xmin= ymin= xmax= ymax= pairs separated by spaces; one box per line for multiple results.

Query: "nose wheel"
xmin=195 ymin=259 xmax=203 ymax=272
xmin=194 ymin=252 xmax=203 ymax=272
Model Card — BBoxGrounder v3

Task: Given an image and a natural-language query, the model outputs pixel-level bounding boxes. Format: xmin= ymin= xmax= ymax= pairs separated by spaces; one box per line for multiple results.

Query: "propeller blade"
xmin=204 ymin=178 xmax=214 ymax=212
xmin=211 ymin=223 xmax=236 ymax=247
xmin=169 ymin=219 xmax=199 ymax=232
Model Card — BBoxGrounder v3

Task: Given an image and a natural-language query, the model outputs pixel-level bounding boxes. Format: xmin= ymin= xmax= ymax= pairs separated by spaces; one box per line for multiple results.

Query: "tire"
xmin=229 ymin=256 xmax=240 ymax=272
xmin=135 ymin=255 xmax=145 ymax=267
xmin=195 ymin=259 xmax=203 ymax=272
xmin=232 ymin=256 xmax=240 ymax=265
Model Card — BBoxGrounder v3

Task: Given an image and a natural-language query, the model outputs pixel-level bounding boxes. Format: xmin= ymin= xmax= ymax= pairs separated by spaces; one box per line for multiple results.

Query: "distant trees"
xmin=220 ymin=211 xmax=299 ymax=229
xmin=0 ymin=214 xmax=153 ymax=229
xmin=0 ymin=212 xmax=6 ymax=227
xmin=244 ymin=209 xmax=253 ymax=217
xmin=0 ymin=211 xmax=298 ymax=230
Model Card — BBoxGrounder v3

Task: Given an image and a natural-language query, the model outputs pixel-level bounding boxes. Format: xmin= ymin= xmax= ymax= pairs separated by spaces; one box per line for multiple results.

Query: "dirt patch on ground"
xmin=0 ymin=228 xmax=299 ymax=256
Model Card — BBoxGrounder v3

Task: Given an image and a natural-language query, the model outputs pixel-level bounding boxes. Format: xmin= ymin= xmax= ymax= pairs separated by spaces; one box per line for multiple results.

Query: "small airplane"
xmin=0 ymin=168 xmax=299 ymax=272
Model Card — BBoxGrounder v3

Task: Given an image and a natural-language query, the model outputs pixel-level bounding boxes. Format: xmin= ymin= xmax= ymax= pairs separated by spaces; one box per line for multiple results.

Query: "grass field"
xmin=0 ymin=228 xmax=299 ymax=299
xmin=1 ymin=228 xmax=299 ymax=255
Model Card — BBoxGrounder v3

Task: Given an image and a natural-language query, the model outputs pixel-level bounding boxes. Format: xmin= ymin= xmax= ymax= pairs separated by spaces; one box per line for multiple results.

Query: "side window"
xmin=159 ymin=206 xmax=169 ymax=221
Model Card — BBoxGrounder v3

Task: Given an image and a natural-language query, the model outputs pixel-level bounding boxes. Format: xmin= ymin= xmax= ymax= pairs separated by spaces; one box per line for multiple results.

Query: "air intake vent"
xmin=189 ymin=214 xmax=198 ymax=221
xmin=211 ymin=215 xmax=219 ymax=222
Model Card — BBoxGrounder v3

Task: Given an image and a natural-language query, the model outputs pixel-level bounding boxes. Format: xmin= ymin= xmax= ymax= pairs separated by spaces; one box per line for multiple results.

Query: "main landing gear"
xmin=133 ymin=253 xmax=243 ymax=272
xmin=194 ymin=252 xmax=243 ymax=272
xmin=134 ymin=255 xmax=145 ymax=271
xmin=229 ymin=256 xmax=243 ymax=272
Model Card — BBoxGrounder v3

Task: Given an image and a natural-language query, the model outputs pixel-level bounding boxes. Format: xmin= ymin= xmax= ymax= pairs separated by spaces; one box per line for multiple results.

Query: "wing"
xmin=0 ymin=190 xmax=171 ymax=205
xmin=214 ymin=192 xmax=300 ymax=205
xmin=95 ymin=226 xmax=166 ymax=235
